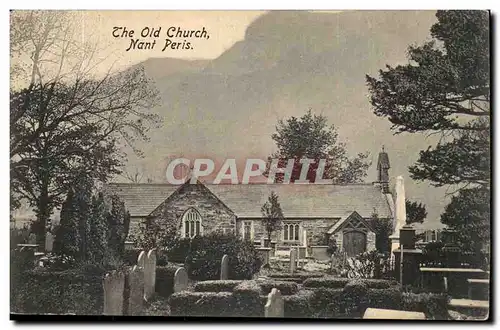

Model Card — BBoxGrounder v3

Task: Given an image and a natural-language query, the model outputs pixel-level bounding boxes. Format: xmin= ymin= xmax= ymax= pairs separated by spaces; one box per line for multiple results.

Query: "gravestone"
xmin=127 ymin=266 xmax=144 ymax=316
xmin=220 ymin=254 xmax=229 ymax=280
xmin=28 ymin=233 xmax=36 ymax=245
xmin=303 ymin=230 xmax=308 ymax=257
xmin=137 ymin=250 xmax=146 ymax=269
xmin=144 ymin=249 xmax=157 ymax=301
xmin=45 ymin=232 xmax=54 ymax=252
xmin=174 ymin=267 xmax=189 ymax=292
xmin=265 ymin=288 xmax=284 ymax=317
xmin=103 ymin=270 xmax=125 ymax=315
xmin=261 ymin=237 xmax=266 ymax=247
xmin=289 ymin=248 xmax=297 ymax=274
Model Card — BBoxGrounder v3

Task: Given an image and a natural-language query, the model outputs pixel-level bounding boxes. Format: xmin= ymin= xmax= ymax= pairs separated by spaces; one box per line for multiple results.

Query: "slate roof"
xmin=106 ymin=182 xmax=393 ymax=219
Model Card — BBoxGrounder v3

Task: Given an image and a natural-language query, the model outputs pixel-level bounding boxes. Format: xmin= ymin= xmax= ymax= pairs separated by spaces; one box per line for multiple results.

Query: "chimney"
xmin=377 ymin=146 xmax=390 ymax=193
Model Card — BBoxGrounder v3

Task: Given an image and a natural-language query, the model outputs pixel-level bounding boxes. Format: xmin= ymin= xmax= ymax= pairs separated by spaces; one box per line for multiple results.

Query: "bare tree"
xmin=10 ymin=11 xmax=161 ymax=244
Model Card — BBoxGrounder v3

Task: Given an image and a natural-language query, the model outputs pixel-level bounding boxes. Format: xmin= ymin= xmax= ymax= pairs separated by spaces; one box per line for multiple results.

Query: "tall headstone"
xmin=390 ymin=176 xmax=406 ymax=256
xmin=45 ymin=232 xmax=54 ymax=252
xmin=220 ymin=254 xmax=229 ymax=280
xmin=127 ymin=266 xmax=144 ymax=315
xmin=174 ymin=267 xmax=189 ymax=292
xmin=144 ymin=249 xmax=157 ymax=301
xmin=103 ymin=271 xmax=125 ymax=315
xmin=289 ymin=248 xmax=297 ymax=274
xmin=265 ymin=288 xmax=284 ymax=317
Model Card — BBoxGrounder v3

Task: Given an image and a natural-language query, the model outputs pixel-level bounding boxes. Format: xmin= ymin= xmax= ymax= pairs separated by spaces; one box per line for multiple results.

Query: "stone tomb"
xmin=363 ymin=308 xmax=426 ymax=320
xmin=264 ymin=288 xmax=284 ymax=318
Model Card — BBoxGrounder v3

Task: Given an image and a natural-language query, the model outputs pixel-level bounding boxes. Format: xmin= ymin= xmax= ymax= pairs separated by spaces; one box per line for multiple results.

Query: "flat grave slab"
xmin=363 ymin=308 xmax=426 ymax=320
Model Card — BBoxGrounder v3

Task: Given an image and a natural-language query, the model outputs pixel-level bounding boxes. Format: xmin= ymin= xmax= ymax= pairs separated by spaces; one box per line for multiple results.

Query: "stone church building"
xmin=106 ymin=149 xmax=394 ymax=257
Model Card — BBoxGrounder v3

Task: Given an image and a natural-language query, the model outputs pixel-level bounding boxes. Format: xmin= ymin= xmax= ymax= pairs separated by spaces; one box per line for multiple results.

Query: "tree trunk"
xmin=35 ymin=185 xmax=51 ymax=249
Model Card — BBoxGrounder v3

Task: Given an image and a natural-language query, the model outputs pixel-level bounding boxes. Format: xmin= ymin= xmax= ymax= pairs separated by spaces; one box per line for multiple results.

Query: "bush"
xmin=168 ymin=292 xmax=237 ymax=317
xmin=401 ymin=292 xmax=449 ymax=320
xmin=340 ymin=280 xmax=370 ymax=317
xmin=194 ymin=280 xmax=243 ymax=293
xmin=359 ymin=279 xmax=399 ymax=289
xmin=268 ymin=272 xmax=325 ymax=280
xmin=124 ymin=248 xmax=142 ymax=266
xmin=309 ymin=288 xmax=344 ymax=317
xmin=233 ymin=281 xmax=264 ymax=317
xmin=283 ymin=290 xmax=315 ymax=318
xmin=12 ymin=267 xmax=106 ymax=315
xmin=258 ymin=280 xmax=299 ymax=296
xmin=155 ymin=265 xmax=180 ymax=297
xmin=181 ymin=233 xmax=261 ymax=281
xmin=367 ymin=287 xmax=402 ymax=310
xmin=303 ymin=276 xmax=350 ymax=289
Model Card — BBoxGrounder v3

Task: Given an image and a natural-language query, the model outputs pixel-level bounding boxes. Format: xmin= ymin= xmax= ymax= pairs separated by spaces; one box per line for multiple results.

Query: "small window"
xmin=283 ymin=222 xmax=300 ymax=242
xmin=183 ymin=208 xmax=202 ymax=238
xmin=242 ymin=221 xmax=253 ymax=241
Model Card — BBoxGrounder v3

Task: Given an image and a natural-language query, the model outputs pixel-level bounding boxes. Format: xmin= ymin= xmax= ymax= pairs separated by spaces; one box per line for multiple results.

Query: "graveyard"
xmin=10 ymin=219 xmax=490 ymax=319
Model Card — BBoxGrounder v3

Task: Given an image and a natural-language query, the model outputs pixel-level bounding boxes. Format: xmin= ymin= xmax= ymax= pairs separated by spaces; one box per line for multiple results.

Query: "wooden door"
xmin=343 ymin=230 xmax=367 ymax=257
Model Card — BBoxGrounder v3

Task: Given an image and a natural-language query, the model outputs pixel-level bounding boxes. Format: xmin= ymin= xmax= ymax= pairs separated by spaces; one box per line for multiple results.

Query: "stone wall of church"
xmin=148 ymin=183 xmax=236 ymax=237
xmin=236 ymin=218 xmax=340 ymax=245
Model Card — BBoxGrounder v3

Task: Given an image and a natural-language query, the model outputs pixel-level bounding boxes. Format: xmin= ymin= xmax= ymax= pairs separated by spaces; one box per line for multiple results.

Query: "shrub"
xmin=303 ymin=276 xmax=350 ymax=289
xmin=359 ymin=279 xmax=399 ymax=289
xmin=309 ymin=288 xmax=344 ymax=317
xmin=181 ymin=233 xmax=261 ymax=281
xmin=258 ymin=280 xmax=299 ymax=296
xmin=168 ymin=292 xmax=237 ymax=317
xmin=283 ymin=290 xmax=315 ymax=318
xmin=340 ymin=280 xmax=370 ymax=317
xmin=367 ymin=287 xmax=402 ymax=310
xmin=401 ymin=292 xmax=449 ymax=320
xmin=155 ymin=265 xmax=180 ymax=297
xmin=233 ymin=281 xmax=264 ymax=317
xmin=194 ymin=280 xmax=243 ymax=292
xmin=124 ymin=248 xmax=142 ymax=266
xmin=268 ymin=272 xmax=325 ymax=280
xmin=12 ymin=267 xmax=106 ymax=315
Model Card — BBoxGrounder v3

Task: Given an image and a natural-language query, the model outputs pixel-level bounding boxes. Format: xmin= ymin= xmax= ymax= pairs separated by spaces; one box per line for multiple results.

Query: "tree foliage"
xmin=10 ymin=11 xmax=160 ymax=243
xmin=53 ymin=179 xmax=130 ymax=266
xmin=265 ymin=110 xmax=370 ymax=183
xmin=366 ymin=10 xmax=490 ymax=189
xmin=366 ymin=10 xmax=490 ymax=254
xmin=260 ymin=192 xmax=284 ymax=241
xmin=405 ymin=199 xmax=427 ymax=224
xmin=371 ymin=213 xmax=392 ymax=254
xmin=440 ymin=187 xmax=490 ymax=253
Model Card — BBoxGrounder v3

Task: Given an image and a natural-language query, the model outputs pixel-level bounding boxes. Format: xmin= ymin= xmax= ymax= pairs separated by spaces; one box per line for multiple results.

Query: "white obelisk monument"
xmin=390 ymin=176 xmax=406 ymax=256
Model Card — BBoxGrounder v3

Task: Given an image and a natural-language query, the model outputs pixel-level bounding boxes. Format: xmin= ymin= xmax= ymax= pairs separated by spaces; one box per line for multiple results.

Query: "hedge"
xmin=268 ymin=272 xmax=325 ymax=281
xmin=155 ymin=265 xmax=181 ymax=297
xmin=308 ymin=288 xmax=344 ymax=317
xmin=12 ymin=267 xmax=105 ymax=315
xmin=233 ymin=281 xmax=264 ymax=317
xmin=180 ymin=234 xmax=261 ymax=281
xmin=358 ymin=279 xmax=399 ymax=289
xmin=303 ymin=277 xmax=350 ymax=289
xmin=194 ymin=280 xmax=243 ymax=293
xmin=367 ymin=287 xmax=402 ymax=310
xmin=282 ymin=290 xmax=315 ymax=318
xmin=258 ymin=280 xmax=299 ymax=296
xmin=168 ymin=292 xmax=237 ymax=317
xmin=401 ymin=292 xmax=449 ymax=320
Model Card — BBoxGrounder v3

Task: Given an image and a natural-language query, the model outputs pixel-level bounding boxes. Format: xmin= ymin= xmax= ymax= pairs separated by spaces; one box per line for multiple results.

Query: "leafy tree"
xmin=405 ymin=199 xmax=427 ymax=224
xmin=260 ymin=192 xmax=284 ymax=243
xmin=264 ymin=110 xmax=370 ymax=183
xmin=106 ymin=195 xmax=131 ymax=260
xmin=441 ymin=187 xmax=490 ymax=253
xmin=366 ymin=10 xmax=490 ymax=189
xmin=10 ymin=11 xmax=160 ymax=244
xmin=371 ymin=212 xmax=392 ymax=254
xmin=366 ymin=10 xmax=490 ymax=253
xmin=87 ymin=193 xmax=109 ymax=264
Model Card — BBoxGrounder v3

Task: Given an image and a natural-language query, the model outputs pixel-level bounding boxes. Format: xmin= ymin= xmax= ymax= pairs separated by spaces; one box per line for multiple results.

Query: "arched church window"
xmin=182 ymin=208 xmax=202 ymax=238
